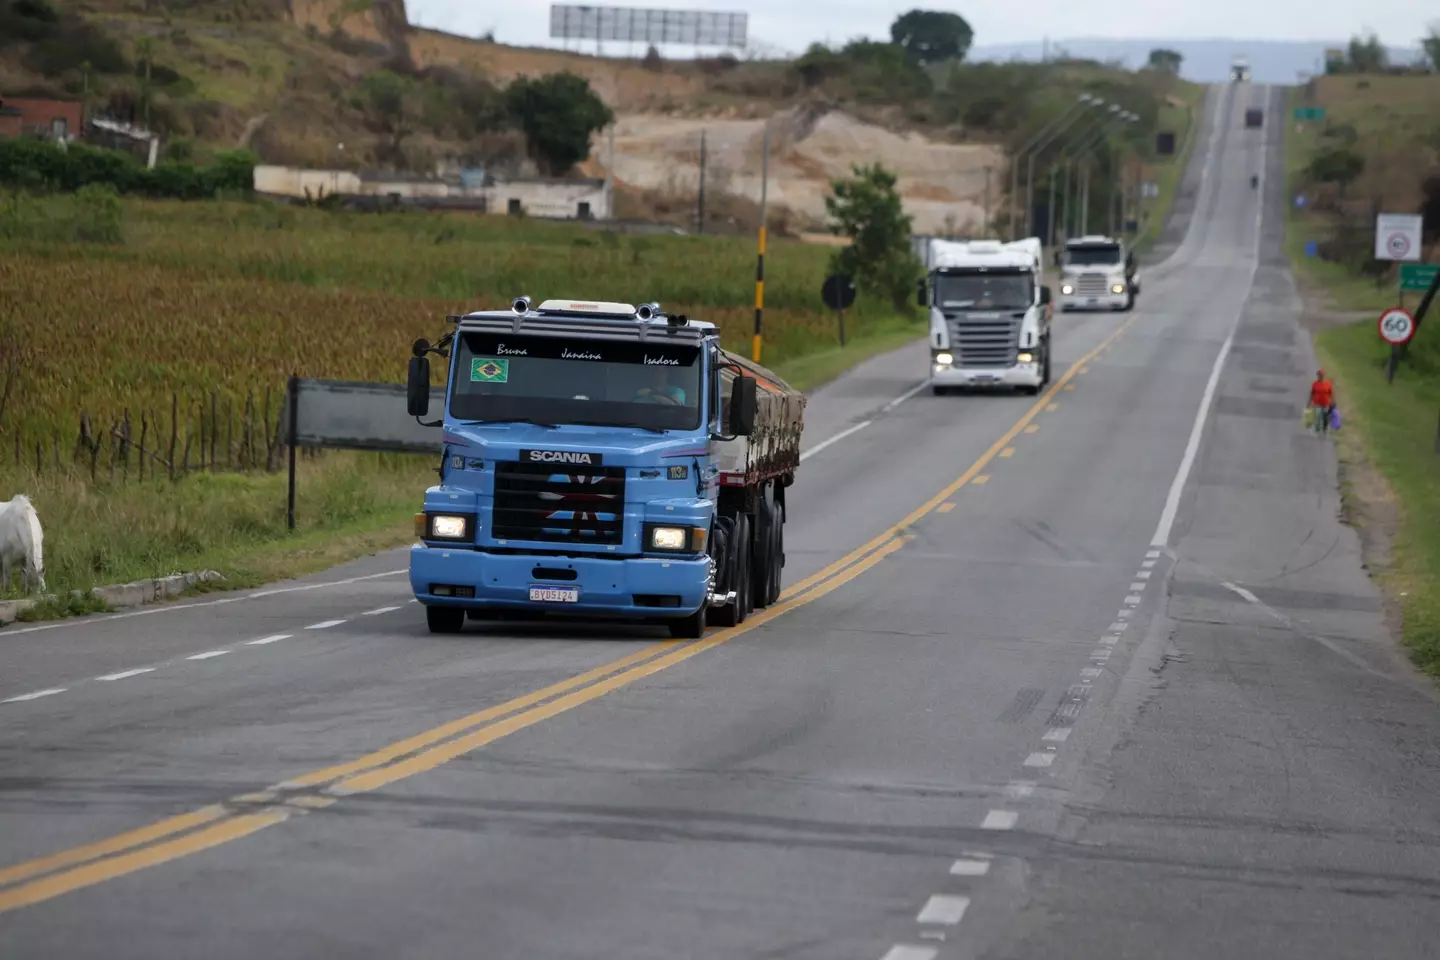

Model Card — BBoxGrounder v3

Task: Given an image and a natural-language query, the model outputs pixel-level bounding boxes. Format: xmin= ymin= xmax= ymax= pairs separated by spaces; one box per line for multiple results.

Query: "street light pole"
xmin=1023 ymin=96 xmax=1103 ymax=240
xmin=1059 ymin=107 xmax=1128 ymax=239
xmin=1009 ymin=93 xmax=1094 ymax=241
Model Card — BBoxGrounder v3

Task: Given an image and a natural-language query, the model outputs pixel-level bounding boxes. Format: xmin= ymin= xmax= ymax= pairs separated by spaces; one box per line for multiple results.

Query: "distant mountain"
xmin=967 ymin=38 xmax=1427 ymax=84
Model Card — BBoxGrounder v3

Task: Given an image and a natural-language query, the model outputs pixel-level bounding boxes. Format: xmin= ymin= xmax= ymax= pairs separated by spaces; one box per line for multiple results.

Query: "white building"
xmin=251 ymin=165 xmax=610 ymax=220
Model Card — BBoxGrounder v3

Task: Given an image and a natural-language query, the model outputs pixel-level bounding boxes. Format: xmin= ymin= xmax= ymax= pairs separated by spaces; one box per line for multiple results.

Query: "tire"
xmin=932 ymin=385 xmax=950 ymax=396
xmin=710 ymin=514 xmax=750 ymax=627
xmin=770 ymin=499 xmax=785 ymax=601
xmin=669 ymin=605 xmax=706 ymax=639
xmin=738 ymin=514 xmax=755 ymax=619
xmin=426 ymin=605 xmax=465 ymax=634
xmin=752 ymin=486 xmax=780 ymax=609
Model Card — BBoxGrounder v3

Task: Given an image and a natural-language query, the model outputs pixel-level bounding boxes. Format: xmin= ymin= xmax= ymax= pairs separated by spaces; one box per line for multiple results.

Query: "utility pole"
xmin=697 ymin=129 xmax=707 ymax=235
xmin=983 ymin=166 xmax=992 ymax=236
xmin=753 ymin=122 xmax=770 ymax=363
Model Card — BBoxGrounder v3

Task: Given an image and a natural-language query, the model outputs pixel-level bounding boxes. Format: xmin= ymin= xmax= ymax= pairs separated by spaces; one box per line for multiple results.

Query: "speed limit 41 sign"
xmin=1378 ymin=306 xmax=1416 ymax=345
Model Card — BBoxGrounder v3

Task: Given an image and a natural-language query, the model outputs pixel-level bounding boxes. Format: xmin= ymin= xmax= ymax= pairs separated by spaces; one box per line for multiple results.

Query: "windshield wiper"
xmin=459 ymin=417 xmax=560 ymax=428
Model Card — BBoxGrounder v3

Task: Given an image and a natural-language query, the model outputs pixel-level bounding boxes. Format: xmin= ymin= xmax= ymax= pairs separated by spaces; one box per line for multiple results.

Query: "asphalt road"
xmin=4 ymin=82 xmax=1439 ymax=959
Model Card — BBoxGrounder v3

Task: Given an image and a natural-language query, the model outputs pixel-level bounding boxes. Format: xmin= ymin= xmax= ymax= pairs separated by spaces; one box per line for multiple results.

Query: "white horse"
xmin=0 ymin=494 xmax=46 ymax=595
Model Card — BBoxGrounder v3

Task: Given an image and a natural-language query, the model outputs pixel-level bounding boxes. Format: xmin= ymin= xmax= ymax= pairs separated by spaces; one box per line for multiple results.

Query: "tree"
xmin=1147 ymin=48 xmax=1183 ymax=74
xmin=824 ymin=163 xmax=922 ymax=311
xmin=356 ymin=69 xmax=416 ymax=164
xmin=1308 ymin=146 xmax=1365 ymax=196
xmin=504 ymin=72 xmax=614 ymax=175
xmin=1421 ymin=23 xmax=1440 ymax=71
xmin=1346 ymin=32 xmax=1387 ymax=72
xmin=890 ymin=9 xmax=974 ymax=65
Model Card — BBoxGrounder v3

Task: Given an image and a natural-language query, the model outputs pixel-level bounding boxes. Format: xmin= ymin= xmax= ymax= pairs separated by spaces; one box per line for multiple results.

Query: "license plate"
xmin=973 ymin=374 xmax=997 ymax=382
xmin=530 ymin=586 xmax=579 ymax=603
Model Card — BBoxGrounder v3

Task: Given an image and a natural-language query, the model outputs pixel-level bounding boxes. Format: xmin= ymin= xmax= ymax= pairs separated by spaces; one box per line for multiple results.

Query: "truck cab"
xmin=404 ymin=297 xmax=803 ymax=639
xmin=1057 ymin=235 xmax=1137 ymax=313
xmin=918 ymin=237 xmax=1052 ymax=396
xmin=1230 ymin=57 xmax=1251 ymax=82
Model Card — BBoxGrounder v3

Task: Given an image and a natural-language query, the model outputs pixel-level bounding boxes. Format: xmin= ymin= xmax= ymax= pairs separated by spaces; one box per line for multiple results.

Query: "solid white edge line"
xmin=882 ymin=379 xmax=931 ymax=411
xmin=95 ymin=668 xmax=155 ymax=681
xmin=3 ymin=688 xmax=67 ymax=703
xmin=916 ymin=894 xmax=970 ymax=925
xmin=1150 ymin=83 xmax=1270 ymax=549
xmin=0 ymin=568 xmax=408 ymax=638
xmin=186 ymin=650 xmax=229 ymax=660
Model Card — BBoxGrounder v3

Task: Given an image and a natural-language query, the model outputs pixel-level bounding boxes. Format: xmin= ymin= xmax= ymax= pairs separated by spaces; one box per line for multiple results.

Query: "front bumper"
xmin=931 ymin=362 xmax=1042 ymax=388
xmin=410 ymin=544 xmax=710 ymax=618
xmin=1059 ymin=290 xmax=1128 ymax=310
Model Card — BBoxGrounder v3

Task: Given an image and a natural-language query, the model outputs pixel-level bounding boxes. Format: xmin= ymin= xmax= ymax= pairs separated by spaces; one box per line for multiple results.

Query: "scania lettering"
xmin=1057 ymin=235 xmax=1138 ymax=313
xmin=917 ymin=237 xmax=1053 ymax=396
xmin=404 ymin=296 xmax=805 ymax=639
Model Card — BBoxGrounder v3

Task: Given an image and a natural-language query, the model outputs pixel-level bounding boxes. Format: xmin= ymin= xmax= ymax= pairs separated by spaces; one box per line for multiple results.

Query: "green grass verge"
xmin=1131 ymin=79 xmax=1205 ymax=257
xmin=1314 ymin=323 xmax=1440 ymax=675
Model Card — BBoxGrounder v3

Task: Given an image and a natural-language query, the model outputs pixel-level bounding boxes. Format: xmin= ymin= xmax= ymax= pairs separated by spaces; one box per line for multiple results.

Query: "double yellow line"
xmin=0 ymin=313 xmax=1140 ymax=914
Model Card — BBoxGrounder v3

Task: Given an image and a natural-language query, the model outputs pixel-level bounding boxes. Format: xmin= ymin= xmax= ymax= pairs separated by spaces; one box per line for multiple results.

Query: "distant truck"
xmin=1230 ymin=57 xmax=1251 ymax=82
xmin=1244 ymin=107 xmax=1264 ymax=128
xmin=1057 ymin=235 xmax=1138 ymax=313
xmin=404 ymin=297 xmax=805 ymax=638
xmin=917 ymin=237 xmax=1053 ymax=396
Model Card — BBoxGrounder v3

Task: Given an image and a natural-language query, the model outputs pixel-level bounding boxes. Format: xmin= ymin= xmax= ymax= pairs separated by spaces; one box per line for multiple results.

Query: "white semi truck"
xmin=1230 ymin=56 xmax=1251 ymax=82
xmin=917 ymin=237 xmax=1053 ymax=396
xmin=1057 ymin=234 xmax=1138 ymax=313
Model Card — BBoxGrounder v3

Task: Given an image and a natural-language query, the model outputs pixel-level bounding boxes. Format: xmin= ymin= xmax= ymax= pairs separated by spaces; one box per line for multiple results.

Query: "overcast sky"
xmin=407 ymin=0 xmax=1434 ymax=55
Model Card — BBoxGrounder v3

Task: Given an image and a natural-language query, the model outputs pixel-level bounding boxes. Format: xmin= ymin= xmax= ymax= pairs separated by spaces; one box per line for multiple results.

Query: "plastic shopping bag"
xmin=1329 ymin=406 xmax=1342 ymax=431
xmin=1302 ymin=406 xmax=1315 ymax=428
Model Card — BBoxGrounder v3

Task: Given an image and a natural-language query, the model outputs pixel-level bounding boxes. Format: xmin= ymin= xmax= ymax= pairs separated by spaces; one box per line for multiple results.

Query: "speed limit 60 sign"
xmin=1378 ymin=306 xmax=1416 ymax=345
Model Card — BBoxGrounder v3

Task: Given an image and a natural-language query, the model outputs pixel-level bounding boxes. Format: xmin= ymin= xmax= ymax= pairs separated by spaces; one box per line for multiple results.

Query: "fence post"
xmin=287 ymin=375 xmax=299 ymax=531
xmin=169 ymin=393 xmax=178 ymax=480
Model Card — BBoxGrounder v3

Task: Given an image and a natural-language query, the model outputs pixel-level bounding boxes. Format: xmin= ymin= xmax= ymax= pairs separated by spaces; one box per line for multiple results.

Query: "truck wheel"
xmin=426 ymin=605 xmax=465 ymax=634
xmin=1041 ymin=342 xmax=1053 ymax=386
xmin=932 ymin=385 xmax=950 ymax=397
xmin=669 ymin=605 xmax=706 ymax=639
xmin=710 ymin=514 xmax=750 ymax=627
xmin=752 ymin=486 xmax=779 ymax=609
xmin=770 ymin=500 xmax=786 ymax=601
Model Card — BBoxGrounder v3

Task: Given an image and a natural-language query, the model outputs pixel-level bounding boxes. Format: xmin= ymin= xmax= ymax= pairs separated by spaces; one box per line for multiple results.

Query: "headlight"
xmin=428 ymin=514 xmax=469 ymax=539
xmin=650 ymin=526 xmax=688 ymax=550
xmin=644 ymin=523 xmax=706 ymax=553
xmin=1111 ymin=283 xmax=1126 ymax=294
xmin=934 ymin=352 xmax=954 ymax=365
xmin=1060 ymin=284 xmax=1074 ymax=295
xmin=1017 ymin=352 xmax=1034 ymax=363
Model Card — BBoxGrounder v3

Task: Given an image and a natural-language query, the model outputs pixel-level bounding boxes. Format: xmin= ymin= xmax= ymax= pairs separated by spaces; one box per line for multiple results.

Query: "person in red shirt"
xmin=1309 ymin=369 xmax=1335 ymax=435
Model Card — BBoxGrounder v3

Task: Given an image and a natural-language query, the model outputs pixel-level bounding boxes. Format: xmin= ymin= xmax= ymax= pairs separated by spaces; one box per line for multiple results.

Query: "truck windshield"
xmin=1065 ymin=245 xmax=1122 ymax=267
xmin=934 ymin=271 xmax=1034 ymax=310
xmin=450 ymin=332 xmax=703 ymax=432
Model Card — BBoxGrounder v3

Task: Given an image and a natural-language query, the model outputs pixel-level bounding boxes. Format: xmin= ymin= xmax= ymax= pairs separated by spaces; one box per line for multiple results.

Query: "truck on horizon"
xmin=403 ymin=297 xmax=804 ymax=638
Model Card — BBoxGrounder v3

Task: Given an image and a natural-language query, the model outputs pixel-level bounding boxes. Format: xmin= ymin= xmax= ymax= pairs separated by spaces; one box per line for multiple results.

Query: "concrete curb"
xmin=0 ymin=571 xmax=227 ymax=625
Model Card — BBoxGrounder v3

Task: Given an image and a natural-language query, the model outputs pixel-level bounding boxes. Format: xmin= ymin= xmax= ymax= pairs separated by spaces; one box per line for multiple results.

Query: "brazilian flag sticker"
xmin=470 ymin=357 xmax=509 ymax=383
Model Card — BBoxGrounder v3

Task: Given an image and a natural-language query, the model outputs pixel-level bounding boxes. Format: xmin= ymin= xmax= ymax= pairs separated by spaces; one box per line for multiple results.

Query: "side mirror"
xmin=916 ymin=278 xmax=928 ymax=307
xmin=729 ymin=376 xmax=757 ymax=436
xmin=1039 ymin=286 xmax=1052 ymax=305
xmin=407 ymin=356 xmax=431 ymax=417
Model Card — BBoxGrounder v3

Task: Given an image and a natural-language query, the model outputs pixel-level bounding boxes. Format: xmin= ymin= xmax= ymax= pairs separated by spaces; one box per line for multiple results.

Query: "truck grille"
xmin=1075 ymin=273 xmax=1110 ymax=296
xmin=946 ymin=313 xmax=1021 ymax=368
xmin=492 ymin=462 xmax=626 ymax=546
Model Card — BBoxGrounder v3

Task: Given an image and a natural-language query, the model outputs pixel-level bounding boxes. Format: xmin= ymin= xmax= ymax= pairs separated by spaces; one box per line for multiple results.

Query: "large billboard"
xmin=549 ymin=4 xmax=748 ymax=47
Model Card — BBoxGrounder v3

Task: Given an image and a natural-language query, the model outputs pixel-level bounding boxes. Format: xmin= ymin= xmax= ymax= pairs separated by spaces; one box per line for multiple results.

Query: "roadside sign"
xmin=1293 ymin=106 xmax=1325 ymax=121
xmin=1375 ymin=213 xmax=1423 ymax=261
xmin=820 ymin=274 xmax=856 ymax=310
xmin=1400 ymin=263 xmax=1438 ymax=292
xmin=1378 ymin=307 xmax=1416 ymax=346
xmin=1293 ymin=193 xmax=1307 ymax=208
xmin=1140 ymin=181 xmax=1159 ymax=199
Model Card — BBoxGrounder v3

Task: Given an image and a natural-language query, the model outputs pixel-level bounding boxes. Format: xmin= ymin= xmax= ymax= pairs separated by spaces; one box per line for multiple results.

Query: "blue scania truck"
xmin=404 ymin=296 xmax=806 ymax=638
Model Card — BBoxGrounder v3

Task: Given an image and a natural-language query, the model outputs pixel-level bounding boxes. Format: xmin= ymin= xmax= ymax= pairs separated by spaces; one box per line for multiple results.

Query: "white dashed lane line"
xmin=245 ymin=634 xmax=292 ymax=646
xmin=2 ymin=688 xmax=66 ymax=703
xmin=981 ymin=810 xmax=1018 ymax=830
xmin=186 ymin=650 xmax=230 ymax=660
xmin=881 ymin=945 xmax=938 ymax=960
xmin=304 ymin=619 xmax=347 ymax=630
xmin=949 ymin=858 xmax=991 ymax=877
xmin=916 ymin=894 xmax=970 ymax=925
xmin=96 ymin=668 xmax=155 ymax=681
xmin=361 ymin=606 xmax=403 ymax=616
